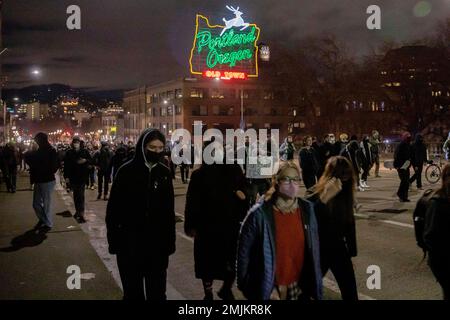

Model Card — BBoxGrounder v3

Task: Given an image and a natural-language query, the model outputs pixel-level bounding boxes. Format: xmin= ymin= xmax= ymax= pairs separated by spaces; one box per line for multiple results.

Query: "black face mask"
xmin=145 ymin=150 xmax=163 ymax=163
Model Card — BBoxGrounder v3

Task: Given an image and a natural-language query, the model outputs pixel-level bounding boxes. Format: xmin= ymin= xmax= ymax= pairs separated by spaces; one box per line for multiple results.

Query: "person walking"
xmin=64 ymin=137 xmax=92 ymax=223
xmin=394 ymin=132 xmax=412 ymax=202
xmin=27 ymin=133 xmax=59 ymax=233
xmin=410 ymin=134 xmax=428 ymax=190
xmin=341 ymin=139 xmax=363 ymax=192
xmin=184 ymin=154 xmax=248 ymax=300
xmin=307 ymin=156 xmax=359 ymax=300
xmin=424 ymin=164 xmax=450 ymax=300
xmin=237 ymin=162 xmax=322 ymax=300
xmin=94 ymin=141 xmax=113 ymax=200
xmin=109 ymin=144 xmax=128 ymax=180
xmin=106 ymin=128 xmax=175 ymax=300
xmin=299 ymin=136 xmax=319 ymax=190
xmin=280 ymin=136 xmax=295 ymax=162
xmin=2 ymin=143 xmax=19 ymax=193
xmin=369 ymin=130 xmax=381 ymax=177
xmin=359 ymin=136 xmax=372 ymax=189
xmin=443 ymin=132 xmax=450 ymax=162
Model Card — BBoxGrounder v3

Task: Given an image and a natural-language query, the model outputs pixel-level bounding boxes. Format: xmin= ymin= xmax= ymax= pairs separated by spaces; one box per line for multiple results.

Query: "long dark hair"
xmin=314 ymin=156 xmax=357 ymax=226
xmin=437 ymin=164 xmax=450 ymax=200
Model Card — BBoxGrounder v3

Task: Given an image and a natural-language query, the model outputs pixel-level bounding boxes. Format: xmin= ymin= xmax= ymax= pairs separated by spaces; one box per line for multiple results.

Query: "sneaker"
xmin=38 ymin=225 xmax=52 ymax=234
xmin=90 ymin=185 xmax=95 ymax=190
xmin=33 ymin=221 xmax=45 ymax=230
xmin=375 ymin=174 xmax=381 ymax=178
xmin=358 ymin=186 xmax=365 ymax=192
xmin=97 ymin=194 xmax=102 ymax=200
xmin=217 ymin=288 xmax=235 ymax=301
xmin=76 ymin=214 xmax=87 ymax=223
xmin=203 ymin=291 xmax=213 ymax=300
xmin=362 ymin=182 xmax=370 ymax=188
xmin=103 ymin=195 xmax=108 ymax=201
xmin=399 ymin=198 xmax=411 ymax=202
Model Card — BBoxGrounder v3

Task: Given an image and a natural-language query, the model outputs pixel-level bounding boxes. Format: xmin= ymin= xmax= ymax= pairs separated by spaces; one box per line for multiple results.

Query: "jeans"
xmin=33 ymin=181 xmax=56 ymax=228
xmin=72 ymin=183 xmax=86 ymax=215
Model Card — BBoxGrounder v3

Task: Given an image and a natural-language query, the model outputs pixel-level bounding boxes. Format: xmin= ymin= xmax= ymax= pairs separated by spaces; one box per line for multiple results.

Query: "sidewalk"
xmin=0 ymin=172 xmax=122 ymax=300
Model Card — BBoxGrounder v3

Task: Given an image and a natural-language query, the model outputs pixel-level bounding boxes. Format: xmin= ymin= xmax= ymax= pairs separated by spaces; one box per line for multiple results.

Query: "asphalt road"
xmin=59 ymin=164 xmax=443 ymax=300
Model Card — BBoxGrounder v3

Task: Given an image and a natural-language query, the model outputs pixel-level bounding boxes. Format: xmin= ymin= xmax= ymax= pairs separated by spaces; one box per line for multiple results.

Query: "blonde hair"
xmin=264 ymin=162 xmax=301 ymax=201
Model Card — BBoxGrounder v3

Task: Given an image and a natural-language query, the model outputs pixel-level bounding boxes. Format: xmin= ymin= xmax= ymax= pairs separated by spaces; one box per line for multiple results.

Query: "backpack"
xmin=412 ymin=189 xmax=435 ymax=258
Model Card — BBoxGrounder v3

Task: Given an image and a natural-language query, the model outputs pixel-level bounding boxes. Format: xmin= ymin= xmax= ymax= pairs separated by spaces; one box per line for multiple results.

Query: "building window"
xmin=210 ymin=88 xmax=225 ymax=99
xmin=264 ymin=107 xmax=270 ymax=115
xmin=263 ymin=90 xmax=274 ymax=100
xmin=315 ymin=107 xmax=321 ymax=117
xmin=161 ymin=107 xmax=167 ymax=116
xmin=167 ymin=90 xmax=175 ymax=100
xmin=190 ymin=88 xmax=204 ymax=98
xmin=192 ymin=105 xmax=208 ymax=116
xmin=243 ymin=89 xmax=258 ymax=99
xmin=175 ymin=105 xmax=182 ymax=115
xmin=175 ymin=89 xmax=183 ymax=99
xmin=212 ymin=105 xmax=220 ymax=115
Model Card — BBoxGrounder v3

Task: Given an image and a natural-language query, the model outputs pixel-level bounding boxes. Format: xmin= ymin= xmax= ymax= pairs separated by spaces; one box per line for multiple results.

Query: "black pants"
xmin=397 ymin=169 xmax=410 ymax=200
xmin=170 ymin=162 xmax=177 ymax=179
xmin=429 ymin=254 xmax=450 ymax=301
xmin=180 ymin=165 xmax=190 ymax=183
xmin=97 ymin=172 xmax=110 ymax=196
xmin=372 ymin=154 xmax=380 ymax=176
xmin=409 ymin=165 xmax=423 ymax=188
xmin=71 ymin=183 xmax=85 ymax=214
xmin=302 ymin=172 xmax=317 ymax=190
xmin=5 ymin=171 xmax=17 ymax=191
xmin=361 ymin=165 xmax=370 ymax=182
xmin=321 ymin=245 xmax=358 ymax=301
xmin=117 ymin=254 xmax=168 ymax=300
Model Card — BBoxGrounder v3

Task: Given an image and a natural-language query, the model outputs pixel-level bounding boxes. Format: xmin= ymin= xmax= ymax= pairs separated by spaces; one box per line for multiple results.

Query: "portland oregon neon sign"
xmin=189 ymin=6 xmax=260 ymax=80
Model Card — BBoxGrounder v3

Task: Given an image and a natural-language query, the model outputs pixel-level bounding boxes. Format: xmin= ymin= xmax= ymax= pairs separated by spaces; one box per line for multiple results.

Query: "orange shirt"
xmin=274 ymin=207 xmax=305 ymax=286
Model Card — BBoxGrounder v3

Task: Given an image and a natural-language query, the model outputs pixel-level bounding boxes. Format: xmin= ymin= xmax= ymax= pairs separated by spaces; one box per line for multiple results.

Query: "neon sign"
xmin=189 ymin=6 xmax=260 ymax=79
xmin=203 ymin=70 xmax=247 ymax=80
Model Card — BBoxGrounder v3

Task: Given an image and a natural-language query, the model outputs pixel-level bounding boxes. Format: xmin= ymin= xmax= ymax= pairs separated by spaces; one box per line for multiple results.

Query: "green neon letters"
xmin=196 ymin=27 xmax=256 ymax=68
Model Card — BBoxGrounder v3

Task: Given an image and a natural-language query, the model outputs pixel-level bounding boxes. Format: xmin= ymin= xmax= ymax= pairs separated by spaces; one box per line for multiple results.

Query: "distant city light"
xmin=13 ymin=97 xmax=19 ymax=101
xmin=31 ymin=69 xmax=41 ymax=75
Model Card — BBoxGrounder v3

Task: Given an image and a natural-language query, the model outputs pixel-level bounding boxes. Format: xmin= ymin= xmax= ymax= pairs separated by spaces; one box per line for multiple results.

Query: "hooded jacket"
xmin=106 ymin=128 xmax=175 ymax=258
xmin=394 ymin=134 xmax=412 ymax=169
xmin=411 ymin=134 xmax=427 ymax=167
xmin=27 ymin=133 xmax=58 ymax=183
xmin=237 ymin=196 xmax=323 ymax=300
xmin=63 ymin=140 xmax=92 ymax=184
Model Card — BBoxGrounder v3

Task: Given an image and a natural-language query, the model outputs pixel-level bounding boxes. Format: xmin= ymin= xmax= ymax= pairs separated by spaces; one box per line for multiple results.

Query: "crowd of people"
xmin=1 ymin=127 xmax=449 ymax=301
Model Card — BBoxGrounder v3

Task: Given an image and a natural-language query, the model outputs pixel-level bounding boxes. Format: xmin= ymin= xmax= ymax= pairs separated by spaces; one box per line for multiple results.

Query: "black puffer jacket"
xmin=106 ymin=128 xmax=176 ymax=258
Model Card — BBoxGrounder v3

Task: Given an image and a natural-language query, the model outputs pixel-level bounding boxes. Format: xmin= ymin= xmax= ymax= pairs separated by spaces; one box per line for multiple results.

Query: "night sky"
xmin=3 ymin=0 xmax=449 ymax=90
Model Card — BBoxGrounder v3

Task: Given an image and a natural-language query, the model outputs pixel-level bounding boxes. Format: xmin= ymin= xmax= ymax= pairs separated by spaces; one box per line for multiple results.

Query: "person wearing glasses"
xmin=106 ymin=128 xmax=175 ymax=300
xmin=237 ymin=162 xmax=322 ymax=300
xmin=307 ymin=156 xmax=358 ymax=300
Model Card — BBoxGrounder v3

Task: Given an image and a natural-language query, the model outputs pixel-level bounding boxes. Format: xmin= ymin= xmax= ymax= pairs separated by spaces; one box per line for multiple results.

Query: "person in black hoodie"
xmin=2 ymin=143 xmax=18 ymax=193
xmin=106 ymin=128 xmax=175 ymax=300
xmin=27 ymin=133 xmax=59 ymax=232
xmin=424 ymin=164 xmax=450 ymax=300
xmin=109 ymin=144 xmax=128 ymax=180
xmin=93 ymin=141 xmax=113 ymax=200
xmin=299 ymin=136 xmax=319 ymax=190
xmin=64 ymin=137 xmax=92 ymax=223
xmin=409 ymin=134 xmax=428 ymax=190
xmin=394 ymin=132 xmax=412 ymax=202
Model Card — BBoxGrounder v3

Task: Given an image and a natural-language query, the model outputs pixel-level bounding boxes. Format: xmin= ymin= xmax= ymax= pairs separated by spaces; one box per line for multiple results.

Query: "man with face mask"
xmin=64 ymin=137 xmax=92 ymax=223
xmin=369 ymin=130 xmax=381 ymax=177
xmin=93 ymin=141 xmax=114 ymax=200
xmin=394 ymin=132 xmax=412 ymax=202
xmin=106 ymin=128 xmax=175 ymax=300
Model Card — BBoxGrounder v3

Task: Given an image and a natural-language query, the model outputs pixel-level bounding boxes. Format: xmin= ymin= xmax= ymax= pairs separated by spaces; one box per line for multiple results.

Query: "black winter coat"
xmin=106 ymin=128 xmax=176 ymax=262
xmin=411 ymin=142 xmax=427 ymax=167
xmin=394 ymin=141 xmax=412 ymax=169
xmin=299 ymin=147 xmax=319 ymax=176
xmin=184 ymin=163 xmax=248 ymax=280
xmin=64 ymin=148 xmax=92 ymax=184
xmin=424 ymin=194 xmax=450 ymax=262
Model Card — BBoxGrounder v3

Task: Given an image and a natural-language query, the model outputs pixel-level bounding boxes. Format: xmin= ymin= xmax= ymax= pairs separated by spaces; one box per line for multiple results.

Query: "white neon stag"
xmin=220 ymin=5 xmax=250 ymax=36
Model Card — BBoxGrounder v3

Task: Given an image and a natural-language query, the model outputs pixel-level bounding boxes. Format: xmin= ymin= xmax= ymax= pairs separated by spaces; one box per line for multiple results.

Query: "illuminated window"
xmin=175 ymin=89 xmax=183 ymax=99
xmin=213 ymin=105 xmax=219 ymax=115
xmin=263 ymin=90 xmax=274 ymax=100
xmin=190 ymin=88 xmax=204 ymax=98
xmin=210 ymin=89 xmax=225 ymax=99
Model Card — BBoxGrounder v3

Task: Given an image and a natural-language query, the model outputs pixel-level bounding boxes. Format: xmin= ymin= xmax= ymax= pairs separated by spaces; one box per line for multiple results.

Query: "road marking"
xmin=322 ymin=277 xmax=376 ymax=300
xmin=355 ymin=213 xmax=414 ymax=229
xmin=177 ymin=228 xmax=377 ymax=300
